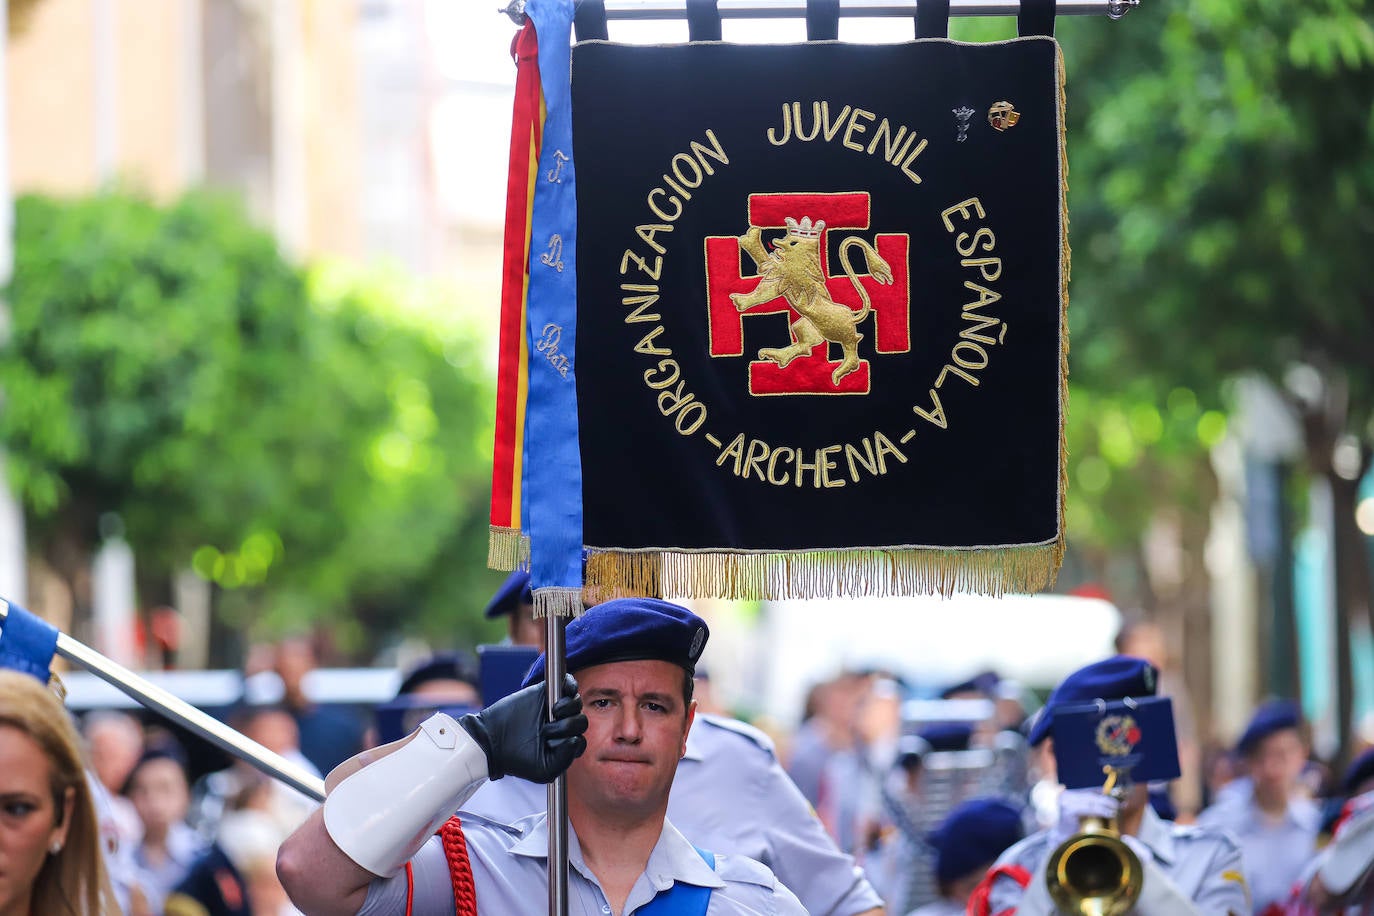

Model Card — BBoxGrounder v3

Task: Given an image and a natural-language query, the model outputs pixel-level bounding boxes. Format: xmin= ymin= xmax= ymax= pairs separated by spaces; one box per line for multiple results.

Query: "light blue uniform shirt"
xmin=357 ymin=812 xmax=805 ymax=915
xmin=986 ymin=805 xmax=1249 ymax=915
xmin=1197 ymin=785 xmax=1319 ymax=914
xmin=463 ymin=713 xmax=884 ymax=916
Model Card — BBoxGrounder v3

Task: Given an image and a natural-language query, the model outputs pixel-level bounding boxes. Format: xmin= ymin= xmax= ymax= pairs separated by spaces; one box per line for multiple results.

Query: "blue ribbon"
xmin=638 ymin=847 xmax=716 ymax=915
xmin=0 ymin=601 xmax=59 ymax=683
xmin=522 ymin=0 xmax=584 ymax=615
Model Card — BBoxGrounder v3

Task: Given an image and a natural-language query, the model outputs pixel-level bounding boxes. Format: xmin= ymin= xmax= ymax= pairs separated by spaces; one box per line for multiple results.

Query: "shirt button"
xmin=601 ymin=907 xmax=610 ymax=914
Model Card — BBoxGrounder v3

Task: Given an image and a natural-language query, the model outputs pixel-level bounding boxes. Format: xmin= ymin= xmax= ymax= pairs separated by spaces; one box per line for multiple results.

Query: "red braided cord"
xmin=966 ymin=863 xmax=1031 ymax=916
xmin=440 ymin=816 xmax=479 ymax=916
xmin=404 ymin=862 xmax=414 ymax=916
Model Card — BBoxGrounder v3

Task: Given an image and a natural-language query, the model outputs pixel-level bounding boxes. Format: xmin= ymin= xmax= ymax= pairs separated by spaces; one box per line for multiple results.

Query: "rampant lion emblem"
xmin=730 ymin=216 xmax=895 ymax=386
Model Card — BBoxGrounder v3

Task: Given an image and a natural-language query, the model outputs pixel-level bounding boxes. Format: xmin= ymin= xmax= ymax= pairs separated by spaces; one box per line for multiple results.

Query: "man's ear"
xmin=682 ymin=700 xmax=698 ymax=757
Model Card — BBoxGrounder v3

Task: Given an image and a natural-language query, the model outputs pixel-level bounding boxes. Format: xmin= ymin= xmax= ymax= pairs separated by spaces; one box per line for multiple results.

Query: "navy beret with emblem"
xmin=1236 ymin=699 xmax=1303 ymax=756
xmin=484 ymin=570 xmax=533 ymax=619
xmin=928 ymin=797 xmax=1026 ymax=885
xmin=1027 ymin=655 xmax=1158 ymax=746
xmin=521 ymin=597 xmax=709 ymax=688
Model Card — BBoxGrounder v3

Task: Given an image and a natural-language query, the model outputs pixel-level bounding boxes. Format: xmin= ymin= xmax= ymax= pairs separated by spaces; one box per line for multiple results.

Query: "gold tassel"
xmin=532 ymin=587 xmax=584 ymax=619
xmin=581 ymin=545 xmax=1062 ymax=602
xmin=488 ymin=527 xmax=530 ymax=571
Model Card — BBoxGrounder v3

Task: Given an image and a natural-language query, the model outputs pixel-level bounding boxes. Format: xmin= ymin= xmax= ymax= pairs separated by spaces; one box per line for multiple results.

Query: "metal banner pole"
xmin=545 ymin=612 xmax=570 ymax=916
xmin=504 ymin=0 xmax=1140 ymax=23
xmin=0 ymin=600 xmax=326 ymax=801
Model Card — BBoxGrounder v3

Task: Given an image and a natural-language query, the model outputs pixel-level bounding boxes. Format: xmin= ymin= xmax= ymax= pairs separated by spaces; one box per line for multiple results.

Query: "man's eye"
xmin=590 ymin=698 xmax=613 ymax=709
xmin=2 ymin=802 xmax=36 ymax=818
xmin=644 ymin=702 xmax=666 ymax=713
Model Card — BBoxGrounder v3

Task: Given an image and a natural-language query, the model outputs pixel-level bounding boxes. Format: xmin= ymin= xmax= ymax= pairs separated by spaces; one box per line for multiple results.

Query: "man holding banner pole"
xmin=277 ymin=597 xmax=806 ymax=915
xmin=478 ymin=574 xmax=888 ymax=916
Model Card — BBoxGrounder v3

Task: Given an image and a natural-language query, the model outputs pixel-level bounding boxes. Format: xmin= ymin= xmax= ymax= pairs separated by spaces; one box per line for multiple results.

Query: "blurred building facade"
xmin=3 ymin=0 xmax=507 ymax=661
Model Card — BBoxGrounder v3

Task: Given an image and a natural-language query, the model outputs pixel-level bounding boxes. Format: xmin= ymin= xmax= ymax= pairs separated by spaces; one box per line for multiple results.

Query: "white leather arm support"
xmin=1318 ymin=802 xmax=1374 ymax=895
xmin=322 ymin=712 xmax=489 ymax=877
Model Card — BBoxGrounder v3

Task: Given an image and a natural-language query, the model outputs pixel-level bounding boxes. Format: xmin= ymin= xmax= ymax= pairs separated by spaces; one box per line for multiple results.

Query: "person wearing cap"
xmin=974 ymin=655 xmax=1249 ymax=916
xmin=1198 ymin=700 xmax=1320 ymax=914
xmin=462 ymin=671 xmax=887 ymax=916
xmin=277 ymin=596 xmax=806 ymax=915
xmin=465 ymin=599 xmax=888 ymax=916
xmin=395 ymin=653 xmax=483 ymax=707
xmin=366 ymin=653 xmax=485 ymax=748
xmin=1266 ymin=747 xmax=1374 ymax=915
xmin=913 ymin=797 xmax=1025 ymax=916
xmin=484 ymin=569 xmax=545 ymax=651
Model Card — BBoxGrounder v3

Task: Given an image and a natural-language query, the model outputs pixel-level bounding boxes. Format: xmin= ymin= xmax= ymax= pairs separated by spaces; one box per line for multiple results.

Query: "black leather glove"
xmin=458 ymin=674 xmax=587 ymax=782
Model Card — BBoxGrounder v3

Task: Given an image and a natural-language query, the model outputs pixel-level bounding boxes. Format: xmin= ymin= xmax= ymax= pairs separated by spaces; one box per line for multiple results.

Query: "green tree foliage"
xmin=2 ymin=190 xmax=504 ymax=650
xmin=1054 ymin=0 xmax=1374 ymax=754
xmin=2 ymin=190 xmax=311 ymax=583
xmin=1059 ymin=0 xmax=1374 ymax=424
xmin=222 ymin=262 xmax=503 ymax=647
xmin=1065 ymin=382 xmax=1226 ymax=551
xmin=958 ymin=7 xmax=1374 ymax=609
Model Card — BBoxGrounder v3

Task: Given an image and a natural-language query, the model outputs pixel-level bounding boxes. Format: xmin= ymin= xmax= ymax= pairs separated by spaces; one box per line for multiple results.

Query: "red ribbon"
xmin=489 ymin=21 xmax=543 ymax=551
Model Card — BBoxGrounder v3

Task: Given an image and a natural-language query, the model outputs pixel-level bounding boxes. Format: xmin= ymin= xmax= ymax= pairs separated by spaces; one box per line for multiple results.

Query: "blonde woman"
xmin=0 ymin=668 xmax=119 ymax=915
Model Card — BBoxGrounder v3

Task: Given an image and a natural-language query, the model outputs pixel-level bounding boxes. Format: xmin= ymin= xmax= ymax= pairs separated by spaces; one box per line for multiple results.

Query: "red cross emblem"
xmin=704 ymin=191 xmax=912 ymax=395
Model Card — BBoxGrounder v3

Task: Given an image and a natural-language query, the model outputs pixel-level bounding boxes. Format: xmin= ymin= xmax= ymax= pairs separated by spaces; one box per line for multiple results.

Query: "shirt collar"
xmin=642 ymin=818 xmax=726 ymax=892
xmin=508 ymin=813 xmax=598 ymax=882
xmin=507 ymin=814 xmax=725 ymax=892
xmin=1134 ymin=803 xmax=1176 ymax=866
xmin=1235 ymin=787 xmax=1321 ymax=832
xmin=1287 ymin=796 xmax=1322 ymax=831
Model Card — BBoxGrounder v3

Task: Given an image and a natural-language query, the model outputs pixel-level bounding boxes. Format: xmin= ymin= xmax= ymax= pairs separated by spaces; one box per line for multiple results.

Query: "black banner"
xmin=571 ymin=38 xmax=1067 ymax=598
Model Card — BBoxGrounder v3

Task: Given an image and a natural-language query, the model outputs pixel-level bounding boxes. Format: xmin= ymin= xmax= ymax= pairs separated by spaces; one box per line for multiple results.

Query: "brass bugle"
xmin=1044 ymin=771 xmax=1143 ymax=916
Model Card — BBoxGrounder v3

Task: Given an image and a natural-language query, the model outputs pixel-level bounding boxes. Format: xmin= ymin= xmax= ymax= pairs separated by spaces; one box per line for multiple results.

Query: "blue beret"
xmin=1343 ymin=747 xmax=1374 ymax=795
xmin=396 ymin=652 xmax=479 ymax=697
xmin=521 ymin=597 xmax=709 ymax=687
xmin=928 ymin=798 xmax=1025 ymax=885
xmin=1027 ymin=655 xmax=1158 ymax=746
xmin=484 ymin=570 xmax=532 ymax=619
xmin=919 ymin=721 xmax=975 ymax=752
xmin=1236 ymin=699 xmax=1303 ymax=755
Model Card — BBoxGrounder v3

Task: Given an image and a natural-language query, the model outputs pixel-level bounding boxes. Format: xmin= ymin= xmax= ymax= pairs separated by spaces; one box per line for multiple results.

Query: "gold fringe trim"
xmin=532 ymin=586 xmax=584 ymax=619
xmin=1054 ymin=40 xmax=1071 ymax=588
xmin=487 ymin=526 xmax=530 ymax=571
xmin=584 ymin=545 xmax=1063 ymax=601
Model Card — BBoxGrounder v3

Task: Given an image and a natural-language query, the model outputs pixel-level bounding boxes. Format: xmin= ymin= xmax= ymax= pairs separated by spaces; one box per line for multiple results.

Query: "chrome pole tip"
xmin=1107 ymin=0 xmax=1139 ymax=20
xmin=499 ymin=0 xmax=527 ymax=25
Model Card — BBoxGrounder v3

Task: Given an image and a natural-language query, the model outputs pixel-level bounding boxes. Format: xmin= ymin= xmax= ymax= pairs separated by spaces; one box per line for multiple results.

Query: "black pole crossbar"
xmin=502 ymin=0 xmax=1139 ymax=24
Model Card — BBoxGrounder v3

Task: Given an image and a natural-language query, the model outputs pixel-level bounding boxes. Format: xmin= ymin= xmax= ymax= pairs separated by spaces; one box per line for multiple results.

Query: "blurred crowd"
xmin=40 ymin=596 xmax=1372 ymax=915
